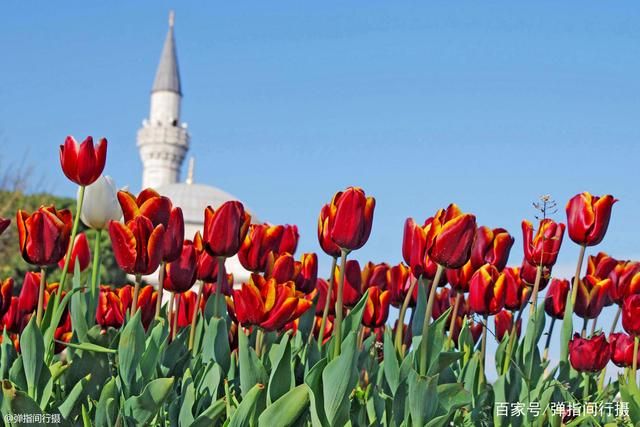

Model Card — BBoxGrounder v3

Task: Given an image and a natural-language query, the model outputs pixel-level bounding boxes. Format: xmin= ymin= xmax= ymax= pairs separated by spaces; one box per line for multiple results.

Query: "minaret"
xmin=137 ymin=11 xmax=190 ymax=189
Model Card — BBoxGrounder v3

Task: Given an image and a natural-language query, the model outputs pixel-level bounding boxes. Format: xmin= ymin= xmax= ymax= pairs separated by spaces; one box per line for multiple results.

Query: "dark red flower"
xmin=17 ymin=206 xmax=72 ymax=266
xmin=108 ymin=216 xmax=165 ymax=275
xmin=519 ymin=259 xmax=551 ymax=290
xmin=332 ymin=259 xmax=363 ymax=307
xmin=119 ymin=285 xmax=157 ymax=329
xmin=468 ymin=265 xmax=506 ymax=316
xmin=522 ymin=219 xmax=565 ymax=268
xmin=362 ymin=287 xmax=391 ymax=328
xmin=239 ymin=223 xmax=299 ymax=272
xmin=96 ymin=286 xmax=126 ymax=329
xmin=0 ymin=278 xmax=13 ymax=318
xmin=58 ymin=233 xmax=91 ymax=274
xmin=574 ymin=275 xmax=611 ymax=319
xmin=0 ymin=218 xmax=10 ymax=236
xmin=387 ymin=263 xmax=415 ymax=308
xmin=164 ymin=240 xmax=198 ymax=293
xmin=609 ymin=261 xmax=640 ymax=305
xmin=117 ymin=188 xmax=172 ymax=229
xmin=568 ymin=333 xmax=610 ymax=372
xmin=446 ymin=261 xmax=476 ymax=293
xmin=161 ymin=207 xmax=185 ymax=263
xmin=361 ymin=262 xmax=389 ymax=291
xmin=622 ymin=294 xmax=640 ymax=336
xmin=471 ymin=226 xmax=514 ymax=271
xmin=503 ymin=266 xmax=530 ymax=311
xmin=328 ymin=187 xmax=375 ymax=251
xmin=495 ymin=310 xmax=520 ymax=342
xmin=566 ymin=192 xmax=616 ymax=247
xmin=203 ymin=201 xmax=251 ymax=258
xmin=544 ymin=278 xmax=570 ymax=319
xmin=609 ymin=332 xmax=638 ymax=368
xmin=59 ymin=136 xmax=107 ymax=186
xmin=426 ymin=204 xmax=477 ymax=269
xmin=318 ymin=203 xmax=341 ymax=258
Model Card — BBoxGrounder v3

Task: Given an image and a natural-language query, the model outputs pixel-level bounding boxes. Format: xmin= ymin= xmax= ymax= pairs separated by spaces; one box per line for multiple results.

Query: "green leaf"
xmin=123 ymin=377 xmax=175 ymax=425
xmin=341 ymin=289 xmax=369 ymax=337
xmin=118 ymin=309 xmax=146 ymax=391
xmin=408 ymin=371 xmax=438 ymax=425
xmin=383 ymin=328 xmax=400 ymax=395
xmin=202 ymin=317 xmax=231 ymax=373
xmin=258 ymin=384 xmax=310 ymax=427
xmin=322 ymin=331 xmax=358 ymax=426
xmin=229 ymin=383 xmax=266 ymax=427
xmin=1 ymin=380 xmax=45 ymax=427
xmin=179 ymin=369 xmax=195 ymax=427
xmin=559 ymin=279 xmax=575 ymax=363
xmin=20 ymin=316 xmax=44 ymax=400
xmin=238 ymin=329 xmax=267 ymax=397
xmin=428 ymin=351 xmax=462 ymax=376
xmin=95 ymin=377 xmax=118 ymax=427
xmin=267 ymin=334 xmax=293 ymax=404
xmin=1 ymin=329 xmax=17 ymax=379
xmin=43 ymin=286 xmax=80 ymax=361
xmin=70 ymin=289 xmax=90 ymax=342
xmin=58 ymin=373 xmax=91 ymax=420
xmin=411 ymin=278 xmax=428 ymax=338
xmin=304 ymin=359 xmax=329 ymax=427
xmin=56 ymin=340 xmax=116 ymax=354
xmin=190 ymin=398 xmax=226 ymax=427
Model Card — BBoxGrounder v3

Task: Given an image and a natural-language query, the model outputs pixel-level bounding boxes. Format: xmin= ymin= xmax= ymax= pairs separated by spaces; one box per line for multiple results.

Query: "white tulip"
xmin=79 ymin=175 xmax=122 ymax=230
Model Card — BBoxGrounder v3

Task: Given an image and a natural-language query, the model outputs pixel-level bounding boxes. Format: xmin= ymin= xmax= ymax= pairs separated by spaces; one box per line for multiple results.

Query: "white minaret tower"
xmin=137 ymin=11 xmax=190 ymax=189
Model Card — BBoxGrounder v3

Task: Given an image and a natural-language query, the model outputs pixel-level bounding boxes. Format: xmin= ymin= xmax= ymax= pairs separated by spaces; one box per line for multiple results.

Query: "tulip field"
xmin=0 ymin=136 xmax=639 ymax=427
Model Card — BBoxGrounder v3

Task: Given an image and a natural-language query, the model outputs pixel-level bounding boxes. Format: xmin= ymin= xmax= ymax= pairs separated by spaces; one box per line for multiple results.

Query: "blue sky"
xmin=2 ymin=2 xmax=639 ymax=371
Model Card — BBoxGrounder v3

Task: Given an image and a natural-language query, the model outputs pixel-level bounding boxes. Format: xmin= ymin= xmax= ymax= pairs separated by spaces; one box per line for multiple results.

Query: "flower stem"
xmin=632 ymin=335 xmax=639 ymax=389
xmin=332 ymin=249 xmax=349 ymax=359
xmin=394 ymin=275 xmax=420 ymax=356
xmin=419 ymin=264 xmax=445 ymax=376
xmin=155 ymin=262 xmax=166 ymax=318
xmin=36 ymin=267 xmax=47 ymax=326
xmin=503 ymin=273 xmax=538 ymax=375
xmin=590 ymin=316 xmax=598 ymax=336
xmin=131 ymin=274 xmax=142 ymax=315
xmin=480 ymin=314 xmax=489 ymax=385
xmin=90 ymin=229 xmax=102 ymax=299
xmin=214 ymin=257 xmax=225 ymax=318
xmin=256 ymin=329 xmax=265 ymax=358
xmin=542 ymin=317 xmax=556 ymax=362
xmin=171 ymin=292 xmax=179 ymax=341
xmin=54 ymin=185 xmax=85 ymax=310
xmin=528 ymin=264 xmax=543 ymax=316
xmin=188 ymin=280 xmax=205 ymax=352
xmin=447 ymin=291 xmax=463 ymax=349
xmin=610 ymin=306 xmax=622 ymax=335
xmin=560 ymin=245 xmax=586 ymax=363
xmin=318 ymin=256 xmax=338 ymax=347
xmin=583 ymin=373 xmax=590 ymax=401
xmin=581 ymin=317 xmax=588 ymax=338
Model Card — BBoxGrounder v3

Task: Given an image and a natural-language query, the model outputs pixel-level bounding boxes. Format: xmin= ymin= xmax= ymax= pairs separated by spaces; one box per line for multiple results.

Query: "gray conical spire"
xmin=152 ymin=11 xmax=181 ymax=95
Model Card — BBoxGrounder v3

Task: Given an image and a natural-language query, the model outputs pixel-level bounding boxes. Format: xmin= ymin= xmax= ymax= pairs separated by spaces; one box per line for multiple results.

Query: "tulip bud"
xmin=387 ymin=263 xmax=414 ymax=308
xmin=239 ymin=224 xmax=300 ymax=272
xmin=471 ymin=226 xmax=514 ymax=271
xmin=468 ymin=264 xmax=506 ymax=316
xmin=609 ymin=332 xmax=638 ymax=368
xmin=314 ymin=278 xmax=335 ymax=316
xmin=59 ymin=136 xmax=107 ymax=186
xmin=574 ymin=275 xmax=611 ymax=320
xmin=162 ymin=208 xmax=185 ymax=263
xmin=361 ymin=262 xmax=389 ymax=290
xmin=328 ymin=187 xmax=375 ymax=251
xmin=203 ymin=201 xmax=251 ymax=258
xmin=503 ymin=266 xmax=530 ymax=311
xmin=294 ymin=253 xmax=318 ymax=294
xmin=164 ymin=240 xmax=198 ymax=293
xmin=446 ymin=261 xmax=476 ymax=293
xmin=622 ymin=294 xmax=640 ymax=336
xmin=566 ymin=192 xmax=617 ymax=247
xmin=568 ymin=333 xmax=610 ymax=372
xmin=519 ymin=259 xmax=551 ymax=290
xmin=108 ymin=216 xmax=165 ymax=275
xmin=0 ymin=217 xmax=10 ymax=236
xmin=96 ymin=286 xmax=125 ymax=329
xmin=362 ymin=287 xmax=390 ymax=328
xmin=0 ymin=278 xmax=13 ymax=318
xmin=58 ymin=233 xmax=91 ymax=274
xmin=427 ymin=204 xmax=477 ymax=269
xmin=402 ymin=218 xmax=427 ymax=277
xmin=79 ymin=175 xmax=122 ymax=230
xmin=332 ymin=259 xmax=363 ymax=307
xmin=318 ymin=203 xmax=341 ymax=258
xmin=521 ymin=219 xmax=565 ymax=268
xmin=495 ymin=310 xmax=520 ymax=342
xmin=17 ymin=206 xmax=72 ymax=266
xmin=609 ymin=261 xmax=640 ymax=305
xmin=586 ymin=252 xmax=618 ymax=279
xmin=18 ymin=272 xmax=42 ymax=315
xmin=544 ymin=278 xmax=570 ymax=319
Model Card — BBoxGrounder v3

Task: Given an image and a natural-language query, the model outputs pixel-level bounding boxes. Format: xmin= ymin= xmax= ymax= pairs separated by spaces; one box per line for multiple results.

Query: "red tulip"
xmin=163 ymin=240 xmax=198 ymax=293
xmin=495 ymin=310 xmax=520 ymax=342
xmin=200 ymin=278 xmax=235 ymax=311
xmin=108 ymin=216 xmax=165 ymax=275
xmin=361 ymin=262 xmax=389 ymax=290
xmin=117 ymin=188 xmax=172 ymax=229
xmin=362 ymin=287 xmax=391 ymax=328
xmin=566 ymin=192 xmax=617 ymax=247
xmin=519 ymin=259 xmax=551 ymax=290
xmin=503 ymin=266 xmax=530 ymax=311
xmin=0 ymin=278 xmax=13 ymax=318
xmin=608 ymin=261 xmax=640 ymax=305
xmin=193 ymin=231 xmax=223 ymax=283
xmin=402 ymin=218 xmax=427 ymax=276
xmin=313 ymin=316 xmax=334 ymax=345
xmin=471 ymin=226 xmax=514 ymax=271
xmin=119 ymin=284 xmax=157 ymax=329
xmin=586 ymin=252 xmax=618 ymax=280
xmin=609 ymin=333 xmax=638 ymax=368
xmin=0 ymin=217 xmax=10 ymax=236
xmin=332 ymin=259 xmax=363 ymax=307
xmin=426 ymin=204 xmax=477 ymax=269
xmin=314 ymin=279 xmax=335 ymax=316
xmin=328 ymin=187 xmax=375 ymax=251
xmin=177 ymin=291 xmax=198 ymax=328
xmin=468 ymin=264 xmax=506 ymax=316
xmin=267 ymin=253 xmax=296 ymax=283
xmin=522 ymin=219 xmax=565 ymax=268
xmin=239 ymin=223 xmax=299 ymax=272
xmin=544 ymin=278 xmax=570 ymax=319
xmin=450 ymin=316 xmax=483 ymax=346
xmin=161 ymin=207 xmax=185 ymax=263
xmin=18 ymin=272 xmax=41 ymax=315
xmin=432 ymin=287 xmax=453 ymax=321
xmin=231 ymin=275 xmax=312 ymax=331
xmin=294 ymin=253 xmax=318 ymax=294
xmin=17 ymin=206 xmax=72 ymax=266
xmin=59 ymin=136 xmax=107 ymax=186
xmin=96 ymin=286 xmax=126 ymax=328
xmin=318 ymin=203 xmax=341 ymax=258
xmin=58 ymin=233 xmax=91 ymax=274
xmin=387 ymin=263 xmax=415 ymax=308
xmin=203 ymin=201 xmax=251 ymax=258
xmin=574 ymin=275 xmax=611 ymax=319
xmin=622 ymin=294 xmax=640 ymax=336
xmin=1 ymin=297 xmax=21 ymax=334
xmin=568 ymin=333 xmax=610 ymax=372
xmin=446 ymin=261 xmax=476 ymax=293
